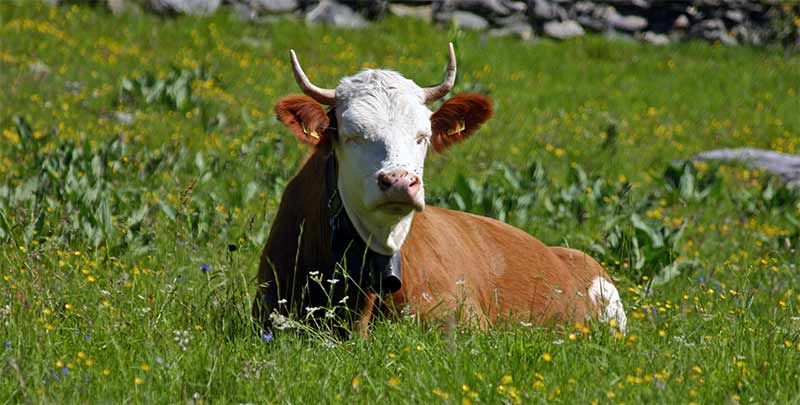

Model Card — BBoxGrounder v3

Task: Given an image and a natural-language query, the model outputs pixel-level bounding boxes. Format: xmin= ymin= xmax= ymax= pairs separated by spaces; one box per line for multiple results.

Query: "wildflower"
xmin=277 ymin=298 xmax=288 ymax=304
xmin=327 ymin=278 xmax=339 ymax=284
xmin=541 ymin=353 xmax=552 ymax=362
xmin=351 ymin=375 xmax=361 ymax=391
xmin=134 ymin=377 xmax=144 ymax=385
xmin=4 ymin=340 xmax=10 ymax=349
xmin=389 ymin=376 xmax=400 ymax=388
xmin=200 ymin=263 xmax=210 ymax=273
xmin=141 ymin=363 xmax=150 ymax=372
xmin=432 ymin=388 xmax=449 ymax=399
xmin=103 ymin=369 xmax=111 ymax=376
xmin=261 ymin=331 xmax=272 ymax=343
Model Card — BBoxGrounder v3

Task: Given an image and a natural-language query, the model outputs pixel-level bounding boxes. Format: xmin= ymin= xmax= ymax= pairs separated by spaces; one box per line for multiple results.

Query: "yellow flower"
xmin=134 ymin=377 xmax=144 ymax=385
xmin=389 ymin=376 xmax=400 ymax=388
xmin=541 ymin=353 xmax=552 ymax=362
xmin=141 ymin=363 xmax=150 ymax=372
xmin=500 ymin=374 xmax=513 ymax=385
xmin=432 ymin=388 xmax=449 ymax=399
xmin=103 ymin=369 xmax=111 ymax=376
xmin=351 ymin=376 xmax=361 ymax=391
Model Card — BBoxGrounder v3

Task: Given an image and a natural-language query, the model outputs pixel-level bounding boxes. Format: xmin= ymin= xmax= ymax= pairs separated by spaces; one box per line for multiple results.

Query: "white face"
xmin=333 ymin=70 xmax=433 ymax=255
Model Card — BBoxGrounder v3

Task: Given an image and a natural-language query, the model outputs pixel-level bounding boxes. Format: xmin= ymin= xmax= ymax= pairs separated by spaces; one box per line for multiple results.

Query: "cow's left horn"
xmin=290 ymin=50 xmax=336 ymax=105
xmin=423 ymin=43 xmax=457 ymax=104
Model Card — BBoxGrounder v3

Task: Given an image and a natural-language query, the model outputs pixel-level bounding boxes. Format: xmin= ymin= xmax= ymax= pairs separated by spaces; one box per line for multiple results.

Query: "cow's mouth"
xmin=376 ymin=201 xmax=424 ymax=214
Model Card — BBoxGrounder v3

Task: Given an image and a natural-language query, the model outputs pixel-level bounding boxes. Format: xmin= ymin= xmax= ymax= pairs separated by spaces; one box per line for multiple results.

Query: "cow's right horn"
xmin=423 ymin=43 xmax=457 ymax=104
xmin=290 ymin=50 xmax=336 ymax=105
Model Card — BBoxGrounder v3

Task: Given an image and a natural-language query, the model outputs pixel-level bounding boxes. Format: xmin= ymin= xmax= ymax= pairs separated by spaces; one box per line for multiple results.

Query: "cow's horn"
xmin=423 ymin=43 xmax=457 ymax=104
xmin=290 ymin=50 xmax=336 ymax=105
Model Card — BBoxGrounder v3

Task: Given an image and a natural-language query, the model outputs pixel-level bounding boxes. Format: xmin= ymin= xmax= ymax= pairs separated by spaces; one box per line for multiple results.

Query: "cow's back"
xmin=394 ymin=206 xmax=624 ymax=328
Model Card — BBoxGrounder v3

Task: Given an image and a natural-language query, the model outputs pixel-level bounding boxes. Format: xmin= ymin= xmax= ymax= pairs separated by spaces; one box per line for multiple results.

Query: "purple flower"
xmin=200 ymin=263 xmax=211 ymax=273
xmin=4 ymin=340 xmax=10 ymax=349
xmin=261 ymin=331 xmax=273 ymax=343
xmin=62 ymin=367 xmax=69 ymax=376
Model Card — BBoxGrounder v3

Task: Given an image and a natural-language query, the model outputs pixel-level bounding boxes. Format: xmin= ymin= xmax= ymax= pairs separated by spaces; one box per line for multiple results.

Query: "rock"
xmin=305 ymin=0 xmax=368 ymax=29
xmin=673 ymin=14 xmax=690 ymax=29
xmin=242 ymin=0 xmax=299 ymax=14
xmin=446 ymin=0 xmax=515 ymax=17
xmin=724 ymin=9 xmax=744 ymax=23
xmin=148 ymin=0 xmax=221 ymax=15
xmin=489 ymin=21 xmax=534 ymax=40
xmin=388 ymin=4 xmax=432 ymax=20
xmin=527 ymin=0 xmax=566 ymax=21
xmin=543 ymin=20 xmax=585 ymax=40
xmin=597 ymin=6 xmax=648 ymax=32
xmin=450 ymin=11 xmax=490 ymax=30
xmin=692 ymin=18 xmax=737 ymax=46
xmin=641 ymin=31 xmax=669 ymax=45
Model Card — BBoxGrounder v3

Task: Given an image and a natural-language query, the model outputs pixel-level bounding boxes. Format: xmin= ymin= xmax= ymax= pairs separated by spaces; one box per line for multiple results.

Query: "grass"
xmin=2 ymin=2 xmax=800 ymax=403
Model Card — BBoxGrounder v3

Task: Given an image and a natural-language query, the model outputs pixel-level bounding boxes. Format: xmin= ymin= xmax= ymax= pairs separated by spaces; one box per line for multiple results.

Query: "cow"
xmin=253 ymin=44 xmax=627 ymax=336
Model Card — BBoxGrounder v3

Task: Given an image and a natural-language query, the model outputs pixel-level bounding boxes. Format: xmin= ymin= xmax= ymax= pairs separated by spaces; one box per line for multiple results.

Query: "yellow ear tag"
xmin=447 ymin=120 xmax=466 ymax=136
xmin=302 ymin=124 xmax=320 ymax=140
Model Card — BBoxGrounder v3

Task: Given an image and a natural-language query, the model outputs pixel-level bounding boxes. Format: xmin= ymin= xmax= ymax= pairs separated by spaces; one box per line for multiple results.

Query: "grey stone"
xmin=528 ymin=0 xmax=566 ymax=21
xmin=543 ymin=20 xmax=585 ymax=39
xmin=641 ymin=31 xmax=669 ymax=46
xmin=489 ymin=21 xmax=534 ymax=40
xmin=244 ymin=0 xmax=299 ymax=14
xmin=388 ymin=4 xmax=433 ymax=20
xmin=450 ymin=11 xmax=490 ymax=30
xmin=692 ymin=18 xmax=737 ymax=46
xmin=724 ymin=9 xmax=744 ymax=23
xmin=673 ymin=14 xmax=690 ymax=29
xmin=597 ymin=6 xmax=648 ymax=32
xmin=446 ymin=0 xmax=515 ymax=17
xmin=305 ymin=0 xmax=368 ymax=29
xmin=149 ymin=0 xmax=221 ymax=15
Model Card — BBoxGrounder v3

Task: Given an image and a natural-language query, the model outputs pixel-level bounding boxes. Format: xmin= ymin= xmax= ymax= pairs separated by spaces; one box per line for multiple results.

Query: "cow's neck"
xmin=325 ymin=151 xmax=402 ymax=296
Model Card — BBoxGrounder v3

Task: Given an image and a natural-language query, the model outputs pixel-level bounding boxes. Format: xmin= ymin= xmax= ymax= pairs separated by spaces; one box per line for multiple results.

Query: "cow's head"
xmin=275 ymin=44 xmax=492 ymax=255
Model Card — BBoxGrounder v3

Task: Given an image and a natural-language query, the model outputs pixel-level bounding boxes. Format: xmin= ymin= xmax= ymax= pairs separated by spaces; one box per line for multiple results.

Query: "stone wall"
xmin=76 ymin=0 xmax=800 ymax=48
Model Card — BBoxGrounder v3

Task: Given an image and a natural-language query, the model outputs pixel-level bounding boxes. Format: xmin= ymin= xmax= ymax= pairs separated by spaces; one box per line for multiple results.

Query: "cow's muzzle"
xmin=376 ymin=169 xmax=423 ymax=212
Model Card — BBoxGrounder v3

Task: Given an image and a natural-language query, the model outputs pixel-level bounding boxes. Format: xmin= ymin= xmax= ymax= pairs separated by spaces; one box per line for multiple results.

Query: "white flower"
xmin=277 ymin=298 xmax=287 ymax=305
xmin=338 ymin=296 xmax=349 ymax=304
xmin=456 ymin=279 xmax=465 ymax=286
xmin=327 ymin=278 xmax=339 ymax=285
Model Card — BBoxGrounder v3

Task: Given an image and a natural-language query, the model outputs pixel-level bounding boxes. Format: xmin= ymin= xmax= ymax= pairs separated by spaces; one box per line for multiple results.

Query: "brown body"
xmin=253 ymin=150 xmax=610 ymax=331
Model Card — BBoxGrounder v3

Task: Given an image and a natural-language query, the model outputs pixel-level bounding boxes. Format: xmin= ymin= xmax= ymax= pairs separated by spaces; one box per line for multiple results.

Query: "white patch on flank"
xmin=588 ymin=276 xmax=628 ymax=333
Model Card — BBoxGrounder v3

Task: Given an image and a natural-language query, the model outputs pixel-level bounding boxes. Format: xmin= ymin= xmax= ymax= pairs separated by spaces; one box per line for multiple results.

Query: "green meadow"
xmin=2 ymin=2 xmax=800 ymax=403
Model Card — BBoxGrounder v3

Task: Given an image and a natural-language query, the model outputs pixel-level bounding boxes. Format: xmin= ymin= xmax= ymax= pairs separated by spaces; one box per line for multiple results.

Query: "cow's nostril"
xmin=409 ymin=175 xmax=420 ymax=187
xmin=377 ymin=173 xmax=393 ymax=191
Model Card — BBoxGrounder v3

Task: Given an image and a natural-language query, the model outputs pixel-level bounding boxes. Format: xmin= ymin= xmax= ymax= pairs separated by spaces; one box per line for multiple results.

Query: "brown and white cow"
xmin=253 ymin=44 xmax=627 ymax=335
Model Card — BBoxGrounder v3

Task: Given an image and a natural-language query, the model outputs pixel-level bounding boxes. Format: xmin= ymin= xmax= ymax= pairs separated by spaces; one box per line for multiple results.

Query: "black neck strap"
xmin=325 ymin=153 xmax=402 ymax=295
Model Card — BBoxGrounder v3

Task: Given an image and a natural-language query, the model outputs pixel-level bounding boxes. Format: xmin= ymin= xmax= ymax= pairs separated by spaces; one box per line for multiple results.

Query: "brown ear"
xmin=430 ymin=93 xmax=493 ymax=153
xmin=274 ymin=95 xmax=331 ymax=146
